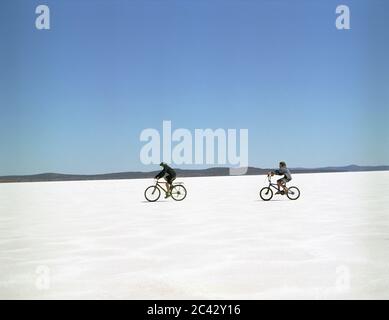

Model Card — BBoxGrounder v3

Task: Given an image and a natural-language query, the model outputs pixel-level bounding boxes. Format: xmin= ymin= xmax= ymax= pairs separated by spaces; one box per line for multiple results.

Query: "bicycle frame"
xmin=153 ymin=180 xmax=170 ymax=193
xmin=266 ymin=176 xmax=283 ymax=190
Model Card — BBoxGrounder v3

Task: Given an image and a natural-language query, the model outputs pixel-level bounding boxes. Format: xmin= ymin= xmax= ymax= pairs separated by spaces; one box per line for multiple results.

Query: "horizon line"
xmin=1 ymin=163 xmax=389 ymax=178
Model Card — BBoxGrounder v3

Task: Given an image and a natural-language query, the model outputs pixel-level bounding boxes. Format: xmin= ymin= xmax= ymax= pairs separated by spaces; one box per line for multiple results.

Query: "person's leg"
xmin=276 ymin=178 xmax=288 ymax=194
xmin=165 ymin=176 xmax=174 ymax=197
xmin=281 ymin=178 xmax=288 ymax=193
xmin=164 ymin=176 xmax=170 ymax=195
xmin=168 ymin=176 xmax=176 ymax=193
xmin=276 ymin=178 xmax=283 ymax=194
xmin=277 ymin=179 xmax=282 ymax=191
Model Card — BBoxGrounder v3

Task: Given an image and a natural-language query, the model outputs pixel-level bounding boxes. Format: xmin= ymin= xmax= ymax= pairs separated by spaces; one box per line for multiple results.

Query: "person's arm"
xmin=275 ymin=168 xmax=286 ymax=175
xmin=155 ymin=168 xmax=166 ymax=179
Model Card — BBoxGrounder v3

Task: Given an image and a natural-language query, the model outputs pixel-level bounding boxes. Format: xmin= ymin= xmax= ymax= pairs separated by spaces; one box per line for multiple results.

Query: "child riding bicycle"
xmin=268 ymin=161 xmax=292 ymax=195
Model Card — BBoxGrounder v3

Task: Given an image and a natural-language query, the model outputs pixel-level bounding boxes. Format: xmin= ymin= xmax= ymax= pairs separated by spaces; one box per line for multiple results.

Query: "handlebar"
xmin=267 ymin=172 xmax=274 ymax=181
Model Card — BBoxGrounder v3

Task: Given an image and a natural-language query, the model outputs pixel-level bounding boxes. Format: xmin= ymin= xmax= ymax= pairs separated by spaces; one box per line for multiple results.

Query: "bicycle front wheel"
xmin=144 ymin=186 xmax=161 ymax=202
xmin=286 ymin=186 xmax=300 ymax=200
xmin=171 ymin=185 xmax=187 ymax=201
xmin=260 ymin=187 xmax=273 ymax=201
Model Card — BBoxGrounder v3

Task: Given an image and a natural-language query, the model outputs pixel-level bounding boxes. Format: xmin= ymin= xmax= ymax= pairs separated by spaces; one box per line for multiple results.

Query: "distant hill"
xmin=0 ymin=165 xmax=388 ymax=183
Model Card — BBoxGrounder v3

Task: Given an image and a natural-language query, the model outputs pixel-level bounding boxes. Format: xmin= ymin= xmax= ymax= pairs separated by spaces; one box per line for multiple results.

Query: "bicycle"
xmin=259 ymin=174 xmax=300 ymax=201
xmin=144 ymin=179 xmax=187 ymax=202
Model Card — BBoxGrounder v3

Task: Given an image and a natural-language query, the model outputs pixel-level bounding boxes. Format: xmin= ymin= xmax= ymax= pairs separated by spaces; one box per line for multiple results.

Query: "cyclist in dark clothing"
xmin=155 ymin=162 xmax=176 ymax=198
xmin=268 ymin=161 xmax=292 ymax=195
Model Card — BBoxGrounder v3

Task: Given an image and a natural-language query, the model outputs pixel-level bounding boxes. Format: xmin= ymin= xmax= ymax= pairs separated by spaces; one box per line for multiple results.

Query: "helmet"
xmin=279 ymin=161 xmax=286 ymax=167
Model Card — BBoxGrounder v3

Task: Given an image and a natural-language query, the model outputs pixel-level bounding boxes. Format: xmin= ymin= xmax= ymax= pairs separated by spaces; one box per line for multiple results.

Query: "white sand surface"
xmin=0 ymin=171 xmax=388 ymax=299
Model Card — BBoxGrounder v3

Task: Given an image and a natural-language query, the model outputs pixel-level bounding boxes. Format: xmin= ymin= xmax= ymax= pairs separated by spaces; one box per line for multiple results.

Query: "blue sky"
xmin=0 ymin=0 xmax=388 ymax=175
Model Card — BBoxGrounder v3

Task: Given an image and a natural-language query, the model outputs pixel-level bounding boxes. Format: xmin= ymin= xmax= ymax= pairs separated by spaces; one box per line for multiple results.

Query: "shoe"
xmin=165 ymin=192 xmax=171 ymax=199
xmin=275 ymin=191 xmax=281 ymax=195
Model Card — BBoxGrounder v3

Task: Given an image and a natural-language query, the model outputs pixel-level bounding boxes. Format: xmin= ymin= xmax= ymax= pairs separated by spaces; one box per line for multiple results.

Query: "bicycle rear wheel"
xmin=260 ymin=187 xmax=273 ymax=201
xmin=171 ymin=185 xmax=187 ymax=201
xmin=144 ymin=186 xmax=161 ymax=202
xmin=286 ymin=186 xmax=300 ymax=200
